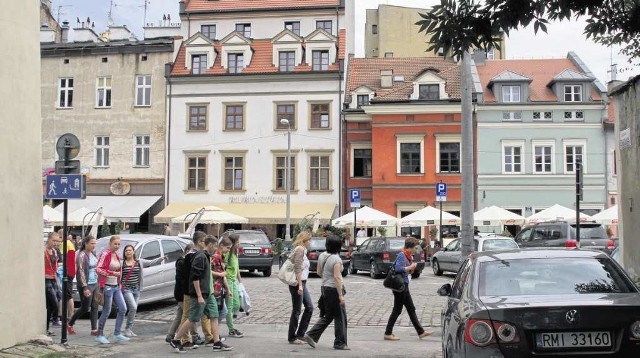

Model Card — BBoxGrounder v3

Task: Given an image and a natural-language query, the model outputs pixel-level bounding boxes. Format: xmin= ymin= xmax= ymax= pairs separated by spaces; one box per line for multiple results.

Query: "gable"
xmin=272 ymin=29 xmax=303 ymax=44
xmin=184 ymin=32 xmax=214 ymax=47
xmin=414 ymin=71 xmax=445 ymax=83
xmin=220 ymin=31 xmax=252 ymax=45
xmin=305 ymin=28 xmax=337 ymax=43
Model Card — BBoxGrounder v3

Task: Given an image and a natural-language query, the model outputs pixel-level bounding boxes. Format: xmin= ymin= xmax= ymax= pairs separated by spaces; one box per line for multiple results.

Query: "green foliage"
xmin=377 ymin=226 xmax=387 ymax=237
xmin=114 ymin=220 xmax=123 ymax=234
xmin=429 ymin=226 xmax=439 ymax=239
xmin=273 ymin=238 xmax=285 ymax=255
xmin=99 ymin=218 xmax=111 ymax=238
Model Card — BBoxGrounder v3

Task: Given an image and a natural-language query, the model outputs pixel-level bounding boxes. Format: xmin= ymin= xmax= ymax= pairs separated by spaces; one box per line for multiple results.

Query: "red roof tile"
xmin=185 ymin=0 xmax=341 ymax=12
xmin=476 ymin=58 xmax=602 ymax=102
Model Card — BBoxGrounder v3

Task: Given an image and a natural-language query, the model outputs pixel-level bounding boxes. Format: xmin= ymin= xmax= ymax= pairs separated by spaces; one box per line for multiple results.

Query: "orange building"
xmin=343 ymin=57 xmax=463 ymax=238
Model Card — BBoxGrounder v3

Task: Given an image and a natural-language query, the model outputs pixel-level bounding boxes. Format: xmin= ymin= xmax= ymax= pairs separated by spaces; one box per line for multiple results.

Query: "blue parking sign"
xmin=436 ymin=183 xmax=447 ymax=197
xmin=350 ymin=189 xmax=361 ymax=208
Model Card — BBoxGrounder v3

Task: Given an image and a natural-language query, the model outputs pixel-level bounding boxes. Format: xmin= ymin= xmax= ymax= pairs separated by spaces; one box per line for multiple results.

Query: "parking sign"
xmin=350 ymin=189 xmax=361 ymax=208
xmin=436 ymin=182 xmax=447 ymax=202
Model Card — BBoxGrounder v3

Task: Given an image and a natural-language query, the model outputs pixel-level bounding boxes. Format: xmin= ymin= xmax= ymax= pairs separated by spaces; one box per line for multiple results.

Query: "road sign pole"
xmin=576 ymin=160 xmax=582 ymax=248
xmin=61 ymin=141 xmax=71 ymax=345
xmin=353 ymin=207 xmax=357 ymax=244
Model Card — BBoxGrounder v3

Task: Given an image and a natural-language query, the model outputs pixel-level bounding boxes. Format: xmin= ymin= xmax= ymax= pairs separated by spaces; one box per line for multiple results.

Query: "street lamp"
xmin=280 ymin=118 xmax=292 ymax=242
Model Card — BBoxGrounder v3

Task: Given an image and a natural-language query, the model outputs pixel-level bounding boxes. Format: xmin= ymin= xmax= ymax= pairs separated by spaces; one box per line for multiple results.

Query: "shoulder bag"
xmin=277 ymin=249 xmax=298 ymax=286
xmin=383 ymin=256 xmax=406 ymax=293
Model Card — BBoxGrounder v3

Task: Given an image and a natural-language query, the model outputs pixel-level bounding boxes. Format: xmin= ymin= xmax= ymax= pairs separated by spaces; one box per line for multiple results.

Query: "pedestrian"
xmin=287 ymin=231 xmax=314 ymax=344
xmin=44 ymin=232 xmax=62 ymax=336
xmin=383 ymin=237 xmax=434 ymax=341
xmin=224 ymin=233 xmax=244 ymax=338
xmin=166 ymin=243 xmax=195 ymax=343
xmin=163 ymin=224 xmax=172 ymax=236
xmin=169 ymin=232 xmax=232 ymax=352
xmin=356 ymin=228 xmax=366 ymax=238
xmin=211 ymin=237 xmax=233 ymax=338
xmin=303 ymin=235 xmax=349 ymax=350
xmin=67 ymin=235 xmax=99 ymax=336
xmin=121 ymin=244 xmax=167 ymax=337
xmin=95 ymin=235 xmax=129 ymax=344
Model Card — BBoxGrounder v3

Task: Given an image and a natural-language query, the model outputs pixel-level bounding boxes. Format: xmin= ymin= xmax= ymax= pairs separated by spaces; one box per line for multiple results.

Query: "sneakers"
xmin=302 ymin=334 xmax=316 ymax=348
xmin=165 ymin=334 xmax=174 ymax=343
xmin=113 ymin=334 xmax=130 ymax=342
xmin=46 ymin=329 xmax=56 ymax=336
xmin=228 ymin=329 xmax=244 ymax=338
xmin=419 ymin=330 xmax=435 ymax=339
xmin=169 ymin=339 xmax=186 ymax=353
xmin=334 ymin=345 xmax=351 ymax=350
xmin=124 ymin=329 xmax=137 ymax=337
xmin=66 ymin=325 xmax=76 ymax=335
xmin=212 ymin=341 xmax=233 ymax=351
xmin=384 ymin=334 xmax=400 ymax=341
xmin=183 ymin=341 xmax=199 ymax=349
xmin=51 ymin=320 xmax=62 ymax=327
xmin=193 ymin=337 xmax=206 ymax=345
xmin=95 ymin=335 xmax=110 ymax=344
xmin=91 ymin=329 xmax=98 ymax=336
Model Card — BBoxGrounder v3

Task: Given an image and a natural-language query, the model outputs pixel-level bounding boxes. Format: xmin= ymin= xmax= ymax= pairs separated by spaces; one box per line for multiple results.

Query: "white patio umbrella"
xmin=474 ymin=206 xmax=526 ymax=226
xmin=526 ymin=204 xmax=591 ymax=224
xmin=332 ymin=206 xmax=398 ymax=227
xmin=400 ymin=206 xmax=461 ymax=226
xmin=590 ymin=205 xmax=618 ymax=225
xmin=43 ymin=205 xmax=63 ymax=226
xmin=171 ymin=205 xmax=248 ymax=224
xmin=66 ymin=207 xmax=94 ymax=226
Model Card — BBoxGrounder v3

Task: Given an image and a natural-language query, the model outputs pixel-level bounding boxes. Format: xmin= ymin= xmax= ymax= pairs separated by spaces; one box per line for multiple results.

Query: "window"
xmin=192 ymin=54 xmax=207 ymax=74
xmin=140 ymin=241 xmax=161 ymax=260
xmin=316 ymin=20 xmax=332 ymax=33
xmin=224 ymin=156 xmax=244 ymax=191
xmin=534 ymin=144 xmax=553 ymax=173
xmin=284 ymin=21 xmax=300 ymax=36
xmin=225 ymin=105 xmax=244 ymax=130
xmin=201 ymin=24 xmax=216 ymax=40
xmin=419 ymin=84 xmax=440 ymax=100
xmin=356 ymin=95 xmax=369 ymax=108
xmin=503 ymin=144 xmax=523 ymax=174
xmin=564 ymin=85 xmax=582 ymax=102
xmin=502 ymin=111 xmax=522 ymax=121
xmin=276 ymin=104 xmax=295 ymax=129
xmin=312 ymin=50 xmax=329 ymax=71
xmin=502 ymin=85 xmax=520 ymax=102
xmin=235 ymin=23 xmax=251 ymax=37
xmin=371 ymin=24 xmax=378 ymax=34
xmin=228 ymin=53 xmax=244 ymax=74
xmin=58 ymin=78 xmax=73 ymax=108
xmin=309 ymin=155 xmax=330 ymax=190
xmin=135 ymin=75 xmax=151 ymax=106
xmin=96 ymin=76 xmax=112 ymax=108
xmin=533 ymin=111 xmax=552 ymax=121
xmin=400 ymin=143 xmax=421 ymax=173
xmin=613 ymin=150 xmax=617 ymax=175
xmin=188 ymin=105 xmax=207 ymax=131
xmin=133 ymin=135 xmax=150 ymax=167
xmin=384 ymin=52 xmax=394 ymax=58
xmin=564 ymin=111 xmax=584 ymax=121
xmin=279 ymin=51 xmax=295 ymax=72
xmin=275 ymin=156 xmax=295 ymax=190
xmin=161 ymin=240 xmax=183 ymax=263
xmin=95 ymin=136 xmax=110 ymax=167
xmin=565 ymin=144 xmax=584 ymax=173
xmin=353 ymin=149 xmax=372 ymax=177
xmin=186 ymin=154 xmax=207 ymax=191
xmin=310 ymin=103 xmax=330 ymax=128
xmin=439 ymin=143 xmax=460 ymax=173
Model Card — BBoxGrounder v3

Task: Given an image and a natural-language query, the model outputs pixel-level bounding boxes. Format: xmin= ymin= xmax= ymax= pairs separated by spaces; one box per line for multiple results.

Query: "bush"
xmin=99 ymin=218 xmax=111 ymax=238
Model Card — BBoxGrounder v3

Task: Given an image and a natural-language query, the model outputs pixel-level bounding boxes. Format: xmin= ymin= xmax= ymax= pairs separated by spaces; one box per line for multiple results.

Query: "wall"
xmin=0 ymin=1 xmax=44 ymax=348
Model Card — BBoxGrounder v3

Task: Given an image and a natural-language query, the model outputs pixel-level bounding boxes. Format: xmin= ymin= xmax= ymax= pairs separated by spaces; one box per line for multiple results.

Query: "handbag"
xmin=383 ymin=257 xmax=406 ymax=292
xmin=94 ymin=288 xmax=105 ymax=306
xmin=278 ymin=250 xmax=298 ymax=286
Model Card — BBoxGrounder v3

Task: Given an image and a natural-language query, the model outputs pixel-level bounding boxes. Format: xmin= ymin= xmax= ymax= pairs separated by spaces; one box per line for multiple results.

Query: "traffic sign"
xmin=56 ymin=133 xmax=80 ymax=160
xmin=349 ymin=189 xmax=361 ymax=208
xmin=436 ymin=182 xmax=447 ymax=202
xmin=45 ymin=174 xmax=86 ymax=199
xmin=55 ymin=160 xmax=81 ymax=174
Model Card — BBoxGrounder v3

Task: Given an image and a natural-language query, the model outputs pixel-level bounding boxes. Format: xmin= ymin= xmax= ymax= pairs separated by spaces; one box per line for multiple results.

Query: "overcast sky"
xmin=54 ymin=0 xmax=639 ymax=84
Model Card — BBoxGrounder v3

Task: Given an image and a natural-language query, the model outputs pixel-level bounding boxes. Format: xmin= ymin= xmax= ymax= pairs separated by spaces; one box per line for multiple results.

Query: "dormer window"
xmin=357 ymin=95 xmax=369 ymax=108
xmin=228 ymin=53 xmax=244 ymax=74
xmin=201 ymin=25 xmax=216 ymax=40
xmin=192 ymin=54 xmax=207 ymax=74
xmin=419 ymin=84 xmax=439 ymax=100
xmin=284 ymin=21 xmax=300 ymax=36
xmin=312 ymin=50 xmax=329 ymax=71
xmin=502 ymin=85 xmax=521 ymax=102
xmin=235 ymin=23 xmax=251 ymax=38
xmin=564 ymin=85 xmax=582 ymax=102
xmin=279 ymin=51 xmax=295 ymax=72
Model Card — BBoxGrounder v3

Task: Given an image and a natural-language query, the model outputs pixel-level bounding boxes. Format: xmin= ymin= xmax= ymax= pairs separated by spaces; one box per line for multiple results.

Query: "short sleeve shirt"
xmin=321 ymin=254 xmax=342 ymax=288
xmin=211 ymin=252 xmax=226 ymax=297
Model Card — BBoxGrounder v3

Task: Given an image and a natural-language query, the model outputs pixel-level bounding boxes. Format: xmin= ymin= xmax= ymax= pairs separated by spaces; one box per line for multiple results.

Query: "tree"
xmin=100 ymin=218 xmax=111 ymax=238
xmin=416 ymin=0 xmax=640 ymax=62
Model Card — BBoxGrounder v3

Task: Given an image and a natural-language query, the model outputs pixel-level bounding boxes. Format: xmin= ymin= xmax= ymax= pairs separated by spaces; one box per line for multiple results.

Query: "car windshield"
xmin=95 ymin=238 xmax=137 ymax=257
xmin=389 ymin=239 xmax=405 ymax=250
xmin=481 ymin=239 xmax=518 ymax=251
xmin=309 ymin=238 xmax=326 ymax=250
xmin=478 ymin=257 xmax=634 ymax=297
xmin=569 ymin=224 xmax=606 ymax=239
xmin=239 ymin=232 xmax=270 ymax=245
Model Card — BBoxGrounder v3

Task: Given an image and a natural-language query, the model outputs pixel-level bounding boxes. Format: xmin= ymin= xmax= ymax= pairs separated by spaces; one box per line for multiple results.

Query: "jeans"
xmin=69 ymin=284 xmax=98 ymax=330
xmin=97 ymin=285 xmax=126 ymax=336
xmin=167 ymin=301 xmax=184 ymax=337
xmin=306 ymin=286 xmax=348 ymax=348
xmin=288 ymin=281 xmax=313 ymax=342
xmin=123 ymin=287 xmax=140 ymax=330
xmin=45 ymin=279 xmax=59 ymax=330
xmin=225 ymin=279 xmax=240 ymax=330
xmin=179 ymin=294 xmax=213 ymax=344
xmin=385 ymin=286 xmax=424 ymax=335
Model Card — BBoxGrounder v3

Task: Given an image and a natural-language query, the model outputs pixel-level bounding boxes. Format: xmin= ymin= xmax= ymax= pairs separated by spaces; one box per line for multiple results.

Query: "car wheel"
xmin=432 ymin=259 xmax=443 ymax=276
xmin=263 ymin=267 xmax=272 ymax=277
xmin=349 ymin=260 xmax=357 ymax=274
xmin=411 ymin=270 xmax=421 ymax=279
xmin=370 ymin=261 xmax=378 ymax=279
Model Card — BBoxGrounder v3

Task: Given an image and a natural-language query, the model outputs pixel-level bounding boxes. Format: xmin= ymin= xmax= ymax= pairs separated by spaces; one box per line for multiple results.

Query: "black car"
xmin=349 ymin=237 xmax=425 ymax=279
xmin=438 ymin=249 xmax=640 ymax=357
xmin=514 ymin=220 xmax=615 ymax=253
xmin=278 ymin=237 xmax=350 ymax=277
xmin=222 ymin=229 xmax=274 ymax=277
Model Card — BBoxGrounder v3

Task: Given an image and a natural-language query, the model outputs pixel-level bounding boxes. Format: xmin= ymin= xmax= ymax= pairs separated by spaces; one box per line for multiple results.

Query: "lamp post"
xmin=280 ymin=118 xmax=292 ymax=242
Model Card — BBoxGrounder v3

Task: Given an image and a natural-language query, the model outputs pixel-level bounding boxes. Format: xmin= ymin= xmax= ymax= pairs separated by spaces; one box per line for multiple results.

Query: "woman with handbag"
xmin=383 ymin=237 xmax=433 ymax=341
xmin=95 ymin=235 xmax=129 ymax=344
xmin=68 ymin=235 xmax=99 ymax=336
xmin=287 ymin=231 xmax=313 ymax=344
xmin=121 ymin=244 xmax=167 ymax=337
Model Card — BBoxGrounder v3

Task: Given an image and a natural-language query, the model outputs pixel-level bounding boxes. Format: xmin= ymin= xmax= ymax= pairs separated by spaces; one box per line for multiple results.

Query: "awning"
xmin=55 ymin=195 xmax=161 ymax=223
xmin=155 ymin=202 xmax=337 ymax=225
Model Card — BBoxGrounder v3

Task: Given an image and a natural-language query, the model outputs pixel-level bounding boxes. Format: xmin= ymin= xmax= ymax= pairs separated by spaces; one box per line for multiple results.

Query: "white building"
xmin=156 ymin=0 xmax=348 ymax=239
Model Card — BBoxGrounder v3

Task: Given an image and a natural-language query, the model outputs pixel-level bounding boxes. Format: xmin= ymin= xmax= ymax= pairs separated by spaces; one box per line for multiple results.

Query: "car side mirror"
xmin=442 ymin=247 xmax=448 ymax=252
xmin=438 ymin=283 xmax=452 ymax=297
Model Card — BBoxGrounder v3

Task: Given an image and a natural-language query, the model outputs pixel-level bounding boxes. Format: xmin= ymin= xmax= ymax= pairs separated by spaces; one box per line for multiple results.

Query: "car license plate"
xmin=536 ymin=331 xmax=611 ymax=349
xmin=244 ymin=249 xmax=260 ymax=254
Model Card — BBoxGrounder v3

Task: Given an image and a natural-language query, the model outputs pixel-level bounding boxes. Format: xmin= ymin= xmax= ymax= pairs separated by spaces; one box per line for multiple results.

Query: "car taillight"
xmin=493 ymin=322 xmax=519 ymax=343
xmin=238 ymin=247 xmax=244 ymax=254
xmin=261 ymin=247 xmax=273 ymax=255
xmin=308 ymin=252 xmax=318 ymax=260
xmin=607 ymin=240 xmax=615 ymax=250
xmin=565 ymin=240 xmax=577 ymax=249
xmin=383 ymin=252 xmax=390 ymax=261
xmin=464 ymin=319 xmax=520 ymax=347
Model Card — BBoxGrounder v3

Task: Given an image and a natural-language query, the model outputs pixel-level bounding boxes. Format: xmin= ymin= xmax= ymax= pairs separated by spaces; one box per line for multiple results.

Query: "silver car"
xmin=431 ymin=235 xmax=518 ymax=275
xmin=74 ymin=234 xmax=191 ymax=304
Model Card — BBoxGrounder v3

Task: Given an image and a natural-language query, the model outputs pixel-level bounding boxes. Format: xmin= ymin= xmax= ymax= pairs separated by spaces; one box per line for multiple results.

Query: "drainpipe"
xmin=602 ymin=97 xmax=610 ymax=208
xmin=336 ymin=4 xmax=344 ymax=215
xmin=164 ymin=63 xmax=173 ymax=206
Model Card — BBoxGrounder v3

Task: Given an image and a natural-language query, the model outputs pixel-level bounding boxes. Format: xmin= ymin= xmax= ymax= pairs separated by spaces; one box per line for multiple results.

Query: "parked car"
xmin=431 ymin=236 xmax=518 ymax=276
xmin=349 ymin=237 xmax=425 ymax=279
xmin=278 ymin=237 xmax=350 ymax=277
xmin=221 ymin=229 xmax=274 ymax=277
xmin=438 ymin=249 xmax=640 ymax=357
xmin=514 ymin=220 xmax=615 ymax=253
xmin=73 ymin=234 xmax=191 ymax=305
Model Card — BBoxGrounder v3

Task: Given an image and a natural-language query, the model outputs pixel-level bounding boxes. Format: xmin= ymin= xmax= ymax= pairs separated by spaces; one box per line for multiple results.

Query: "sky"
xmin=52 ymin=0 xmax=639 ymax=84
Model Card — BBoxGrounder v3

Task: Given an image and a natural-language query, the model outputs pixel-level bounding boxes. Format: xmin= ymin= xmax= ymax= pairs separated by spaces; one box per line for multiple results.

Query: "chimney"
xmin=40 ymin=23 xmax=56 ymax=43
xmin=179 ymin=1 xmax=186 ymax=13
xmin=61 ymin=20 xmax=69 ymax=43
xmin=380 ymin=69 xmax=393 ymax=88
xmin=107 ymin=25 xmax=137 ymax=41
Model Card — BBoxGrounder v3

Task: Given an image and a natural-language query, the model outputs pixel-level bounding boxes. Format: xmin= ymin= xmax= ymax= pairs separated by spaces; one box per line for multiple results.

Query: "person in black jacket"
xmin=165 ymin=243 xmax=194 ymax=343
